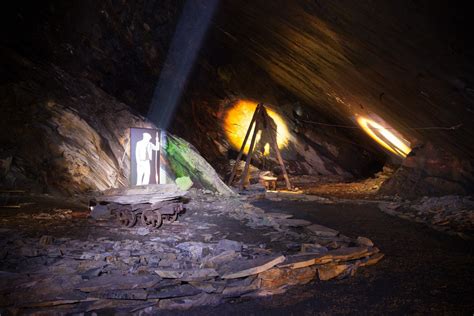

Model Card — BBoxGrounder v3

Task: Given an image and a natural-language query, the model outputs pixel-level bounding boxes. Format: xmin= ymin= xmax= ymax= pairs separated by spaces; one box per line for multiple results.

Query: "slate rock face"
xmin=1 ymin=0 xmax=389 ymax=185
xmin=0 ymin=52 xmax=148 ymax=194
xmin=380 ymin=142 xmax=474 ymax=198
xmin=2 ymin=0 xmax=473 ymax=194
xmin=0 ymin=52 xmax=234 ymax=196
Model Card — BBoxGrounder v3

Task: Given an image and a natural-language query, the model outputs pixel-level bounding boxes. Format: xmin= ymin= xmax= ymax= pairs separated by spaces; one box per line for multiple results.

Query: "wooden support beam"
xmin=269 ymin=132 xmax=291 ymax=190
xmin=228 ymin=104 xmax=262 ymax=185
xmin=239 ymin=108 xmax=261 ymax=190
xmin=228 ymin=103 xmax=292 ymax=191
xmin=261 ymin=108 xmax=292 ymax=190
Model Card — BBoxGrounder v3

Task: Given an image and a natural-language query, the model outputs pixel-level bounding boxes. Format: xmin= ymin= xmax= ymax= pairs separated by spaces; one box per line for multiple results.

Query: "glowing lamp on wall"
xmin=224 ymin=100 xmax=290 ymax=155
xmin=357 ymin=116 xmax=411 ymax=158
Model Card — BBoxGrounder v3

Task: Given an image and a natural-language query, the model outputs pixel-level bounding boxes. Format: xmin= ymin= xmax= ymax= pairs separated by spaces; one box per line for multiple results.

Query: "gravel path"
xmin=180 ymin=199 xmax=474 ymax=315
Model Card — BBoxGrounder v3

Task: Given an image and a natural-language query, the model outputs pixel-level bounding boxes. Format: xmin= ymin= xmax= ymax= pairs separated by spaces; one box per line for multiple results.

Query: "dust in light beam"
xmin=224 ymin=100 xmax=290 ymax=155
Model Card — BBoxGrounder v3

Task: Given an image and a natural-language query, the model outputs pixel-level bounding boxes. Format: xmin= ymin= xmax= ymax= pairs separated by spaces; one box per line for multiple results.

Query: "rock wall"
xmin=0 ymin=50 xmax=151 ymax=194
xmin=1 ymin=0 xmax=388 ymax=183
xmin=211 ymin=0 xmax=474 ymax=161
xmin=169 ymin=60 xmax=386 ymax=179
xmin=1 ymin=0 xmax=473 ymax=195
xmin=0 ymin=50 xmax=233 ymax=196
xmin=380 ymin=142 xmax=474 ymax=198
xmin=1 ymin=0 xmax=184 ymax=113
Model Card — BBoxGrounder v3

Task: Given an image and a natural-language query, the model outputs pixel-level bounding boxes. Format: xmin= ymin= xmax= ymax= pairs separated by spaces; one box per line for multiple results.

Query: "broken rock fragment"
xmin=358 ymin=253 xmax=384 ymax=267
xmin=159 ymin=292 xmax=222 ymax=310
xmin=148 ymin=284 xmax=201 ymax=299
xmin=327 ymin=246 xmax=370 ymax=261
xmin=356 ymin=236 xmax=374 ymax=247
xmin=155 ymin=268 xmax=219 ymax=281
xmin=318 ymin=263 xmax=351 ymax=280
xmin=216 ymin=239 xmax=243 ymax=253
xmin=219 ymin=255 xmax=286 ymax=279
xmin=77 ymin=275 xmax=161 ymax=292
xmin=278 ymin=253 xmax=332 ymax=269
xmin=306 ymin=224 xmax=339 ymax=237
xmin=202 ymin=250 xmax=239 ymax=268
xmin=222 ymin=276 xmax=262 ymax=297
xmin=260 ymin=266 xmax=317 ymax=289
xmin=94 ymin=289 xmax=148 ymax=300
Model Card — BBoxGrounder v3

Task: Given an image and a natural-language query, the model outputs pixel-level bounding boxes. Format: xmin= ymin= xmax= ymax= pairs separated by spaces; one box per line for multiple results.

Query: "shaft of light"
xmin=148 ymin=0 xmax=219 ymax=129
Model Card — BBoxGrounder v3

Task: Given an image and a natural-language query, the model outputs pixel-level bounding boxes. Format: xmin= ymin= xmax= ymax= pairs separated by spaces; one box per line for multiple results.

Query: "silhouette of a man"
xmin=135 ymin=132 xmax=160 ymax=186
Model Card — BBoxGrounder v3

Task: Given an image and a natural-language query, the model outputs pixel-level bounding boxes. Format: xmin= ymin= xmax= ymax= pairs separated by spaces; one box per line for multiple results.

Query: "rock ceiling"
xmin=1 ymin=0 xmax=473 ymax=194
xmin=211 ymin=0 xmax=474 ymax=159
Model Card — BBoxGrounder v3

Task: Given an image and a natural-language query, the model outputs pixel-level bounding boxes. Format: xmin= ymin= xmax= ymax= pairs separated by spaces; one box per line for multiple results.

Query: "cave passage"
xmin=0 ymin=0 xmax=473 ymax=314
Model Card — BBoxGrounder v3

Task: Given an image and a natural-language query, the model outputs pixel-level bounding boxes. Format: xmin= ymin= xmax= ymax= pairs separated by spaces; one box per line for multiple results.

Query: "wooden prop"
xmin=227 ymin=103 xmax=291 ymax=190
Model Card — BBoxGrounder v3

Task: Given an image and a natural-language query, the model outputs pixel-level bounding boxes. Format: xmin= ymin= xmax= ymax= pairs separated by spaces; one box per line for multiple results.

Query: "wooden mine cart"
xmin=90 ymin=184 xmax=185 ymax=229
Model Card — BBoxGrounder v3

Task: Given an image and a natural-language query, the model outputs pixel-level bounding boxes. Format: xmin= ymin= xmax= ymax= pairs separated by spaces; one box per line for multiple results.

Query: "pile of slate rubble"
xmin=0 ymin=190 xmax=383 ymax=314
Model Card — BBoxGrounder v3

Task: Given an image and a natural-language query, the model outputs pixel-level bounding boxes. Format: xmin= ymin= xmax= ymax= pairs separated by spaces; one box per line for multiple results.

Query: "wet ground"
xmin=180 ymin=199 xmax=474 ymax=315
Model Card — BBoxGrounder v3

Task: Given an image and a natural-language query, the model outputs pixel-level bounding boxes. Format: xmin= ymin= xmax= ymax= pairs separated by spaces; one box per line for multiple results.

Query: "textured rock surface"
xmin=379 ymin=196 xmax=474 ymax=239
xmin=3 ymin=1 xmax=473 ymax=195
xmin=0 ymin=0 xmax=390 ymax=189
xmin=0 ymin=52 xmax=234 ymax=195
xmin=0 ymin=193 xmax=383 ymax=313
xmin=211 ymin=0 xmax=474 ymax=161
xmin=0 ymin=51 xmax=148 ymax=194
xmin=380 ymin=142 xmax=474 ymax=198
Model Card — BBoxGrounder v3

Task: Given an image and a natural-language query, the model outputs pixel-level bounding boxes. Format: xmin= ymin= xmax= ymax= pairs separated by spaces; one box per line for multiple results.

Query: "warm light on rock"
xmin=224 ymin=100 xmax=290 ymax=155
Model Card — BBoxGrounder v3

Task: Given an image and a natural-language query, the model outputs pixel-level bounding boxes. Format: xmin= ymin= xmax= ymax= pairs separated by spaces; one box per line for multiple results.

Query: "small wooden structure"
xmin=259 ymin=171 xmax=277 ymax=190
xmin=90 ymin=184 xmax=185 ymax=229
xmin=228 ymin=103 xmax=291 ymax=190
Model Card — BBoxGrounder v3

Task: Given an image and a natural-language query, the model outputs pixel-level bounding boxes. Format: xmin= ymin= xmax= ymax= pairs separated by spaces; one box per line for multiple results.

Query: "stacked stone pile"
xmin=0 ymin=193 xmax=383 ymax=313
xmin=379 ymin=195 xmax=473 ymax=240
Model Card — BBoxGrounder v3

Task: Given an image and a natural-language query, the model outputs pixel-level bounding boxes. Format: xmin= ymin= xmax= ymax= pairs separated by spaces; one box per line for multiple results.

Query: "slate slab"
xmin=218 ymin=255 xmax=286 ymax=279
xmin=327 ymin=246 xmax=369 ymax=261
xmin=306 ymin=224 xmax=339 ymax=237
xmin=77 ymin=275 xmax=161 ymax=292
xmin=148 ymin=284 xmax=201 ymax=299
xmin=159 ymin=292 xmax=222 ymax=310
xmin=94 ymin=289 xmax=148 ymax=300
xmin=318 ymin=264 xmax=350 ymax=280
xmin=188 ymin=280 xmax=227 ymax=294
xmin=216 ymin=239 xmax=242 ymax=253
xmin=202 ymin=250 xmax=238 ymax=268
xmin=356 ymin=236 xmax=374 ymax=247
xmin=276 ymin=218 xmax=312 ymax=227
xmin=278 ymin=253 xmax=332 ymax=269
xmin=155 ymin=268 xmax=218 ymax=281
xmin=222 ymin=277 xmax=261 ymax=297
xmin=358 ymin=253 xmax=384 ymax=267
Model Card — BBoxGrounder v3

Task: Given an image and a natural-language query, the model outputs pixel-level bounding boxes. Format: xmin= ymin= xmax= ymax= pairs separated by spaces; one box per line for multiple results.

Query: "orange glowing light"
xmin=357 ymin=116 xmax=411 ymax=157
xmin=224 ymin=100 xmax=290 ymax=155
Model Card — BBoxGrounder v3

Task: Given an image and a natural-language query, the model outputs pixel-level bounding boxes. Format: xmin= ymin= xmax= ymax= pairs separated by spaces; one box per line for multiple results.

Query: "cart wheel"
xmin=141 ymin=209 xmax=162 ymax=228
xmin=168 ymin=212 xmax=178 ymax=223
xmin=117 ymin=209 xmax=137 ymax=227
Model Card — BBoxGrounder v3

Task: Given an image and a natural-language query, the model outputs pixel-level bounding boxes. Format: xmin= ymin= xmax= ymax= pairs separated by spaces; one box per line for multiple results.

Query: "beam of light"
xmin=147 ymin=0 xmax=219 ymax=129
xmin=224 ymin=100 xmax=290 ymax=155
xmin=357 ymin=116 xmax=411 ymax=157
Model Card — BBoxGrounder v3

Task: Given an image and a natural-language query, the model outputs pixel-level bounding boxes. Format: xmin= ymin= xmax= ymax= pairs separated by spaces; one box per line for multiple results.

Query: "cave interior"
xmin=0 ymin=0 xmax=473 ymax=314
